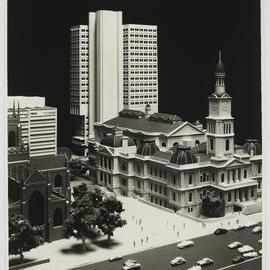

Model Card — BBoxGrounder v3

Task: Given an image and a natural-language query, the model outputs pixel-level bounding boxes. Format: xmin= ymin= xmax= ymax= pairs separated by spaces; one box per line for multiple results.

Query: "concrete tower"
xmin=206 ymin=51 xmax=234 ymax=157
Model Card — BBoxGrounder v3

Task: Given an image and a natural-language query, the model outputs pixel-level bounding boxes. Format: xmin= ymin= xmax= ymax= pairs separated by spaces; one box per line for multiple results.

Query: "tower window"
xmin=210 ymin=139 xmax=214 ymax=150
xmin=221 ymin=173 xmax=225 ymax=182
xmin=189 ymin=192 xmax=193 ymax=202
xmin=189 ymin=175 xmax=193 ymax=185
xmin=225 ymin=139 xmax=230 ymax=151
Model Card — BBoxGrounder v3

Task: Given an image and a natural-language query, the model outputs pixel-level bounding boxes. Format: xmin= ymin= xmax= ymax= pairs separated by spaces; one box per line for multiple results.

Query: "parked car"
xmin=233 ymin=224 xmax=245 ymax=231
xmin=122 ymin=263 xmax=141 ymax=270
xmin=170 ymin=256 xmax=186 ymax=266
xmin=232 ymin=255 xmax=246 ymax=264
xmin=122 ymin=260 xmax=141 ymax=270
xmin=252 ymin=226 xmax=262 ymax=234
xmin=245 ymin=221 xmax=258 ymax=228
xmin=123 ymin=259 xmax=138 ymax=266
xmin=259 ymin=249 xmax=262 ymax=255
xmin=243 ymin=251 xmax=258 ymax=258
xmin=177 ymin=240 xmax=194 ymax=249
xmin=109 ymin=255 xmax=123 ymax=262
xmin=197 ymin=258 xmax=214 ymax=266
xmin=187 ymin=266 xmax=202 ymax=270
xmin=259 ymin=239 xmax=262 ymax=244
xmin=228 ymin=241 xmax=243 ymax=249
xmin=238 ymin=245 xmax=254 ymax=253
xmin=214 ymin=228 xmax=227 ymax=235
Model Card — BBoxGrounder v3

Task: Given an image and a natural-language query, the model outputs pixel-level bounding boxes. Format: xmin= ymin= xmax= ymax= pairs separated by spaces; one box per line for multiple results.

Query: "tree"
xmin=97 ymin=197 xmax=127 ymax=241
xmin=9 ymin=215 xmax=43 ymax=262
xmin=64 ymin=184 xmax=102 ymax=251
xmin=202 ymin=191 xmax=225 ymax=217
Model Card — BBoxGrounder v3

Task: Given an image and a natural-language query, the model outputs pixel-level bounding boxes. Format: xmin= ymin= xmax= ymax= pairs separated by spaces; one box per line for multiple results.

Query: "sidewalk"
xmin=15 ymin=196 xmax=261 ymax=270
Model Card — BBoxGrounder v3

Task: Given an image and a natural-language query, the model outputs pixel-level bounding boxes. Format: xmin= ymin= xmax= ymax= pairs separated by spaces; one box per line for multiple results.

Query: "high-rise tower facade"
xmin=123 ymin=24 xmax=158 ymax=114
xmin=206 ymin=52 xmax=234 ymax=157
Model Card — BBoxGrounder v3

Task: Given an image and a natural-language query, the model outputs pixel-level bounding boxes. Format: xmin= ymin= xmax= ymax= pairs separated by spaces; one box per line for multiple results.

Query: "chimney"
xmin=122 ymin=136 xmax=129 ymax=148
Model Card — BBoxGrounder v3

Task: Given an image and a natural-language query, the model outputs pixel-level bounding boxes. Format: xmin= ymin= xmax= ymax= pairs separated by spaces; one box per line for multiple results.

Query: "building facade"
xmin=123 ymin=24 xmax=158 ymax=114
xmin=8 ymin=111 xmax=71 ymax=242
xmin=88 ymin=55 xmax=262 ymax=218
xmin=8 ymin=97 xmax=57 ymax=157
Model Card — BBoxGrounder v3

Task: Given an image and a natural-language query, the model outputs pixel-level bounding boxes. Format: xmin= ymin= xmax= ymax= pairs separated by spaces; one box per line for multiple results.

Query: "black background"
xmin=8 ymin=0 xmax=261 ymax=147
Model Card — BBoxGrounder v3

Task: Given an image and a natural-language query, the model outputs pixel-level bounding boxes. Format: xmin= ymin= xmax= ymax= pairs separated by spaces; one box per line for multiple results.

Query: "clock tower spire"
xmin=206 ymin=51 xmax=234 ymax=158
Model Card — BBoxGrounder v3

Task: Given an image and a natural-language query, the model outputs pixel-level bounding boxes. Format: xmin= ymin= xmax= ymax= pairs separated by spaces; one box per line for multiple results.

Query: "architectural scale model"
xmin=88 ymin=53 xmax=262 ymax=217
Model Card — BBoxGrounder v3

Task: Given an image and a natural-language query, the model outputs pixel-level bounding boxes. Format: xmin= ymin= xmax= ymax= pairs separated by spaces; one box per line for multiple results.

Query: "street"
xmin=72 ymin=226 xmax=262 ymax=270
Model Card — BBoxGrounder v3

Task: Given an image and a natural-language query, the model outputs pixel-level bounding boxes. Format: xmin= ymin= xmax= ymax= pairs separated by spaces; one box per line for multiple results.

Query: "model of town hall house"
xmin=88 ymin=53 xmax=262 ymax=217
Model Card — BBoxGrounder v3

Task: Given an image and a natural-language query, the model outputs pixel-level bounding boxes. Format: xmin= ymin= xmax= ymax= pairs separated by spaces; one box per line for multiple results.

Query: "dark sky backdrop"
xmin=8 ymin=0 xmax=261 ymax=147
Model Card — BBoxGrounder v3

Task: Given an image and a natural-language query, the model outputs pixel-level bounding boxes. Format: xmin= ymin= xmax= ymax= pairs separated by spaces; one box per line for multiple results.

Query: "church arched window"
xmin=8 ymin=131 xmax=16 ymax=147
xmin=54 ymin=175 xmax=63 ymax=188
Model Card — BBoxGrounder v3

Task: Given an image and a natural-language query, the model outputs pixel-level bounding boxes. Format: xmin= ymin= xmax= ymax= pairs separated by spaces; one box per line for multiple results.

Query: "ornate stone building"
xmin=88 ymin=54 xmax=262 ymax=217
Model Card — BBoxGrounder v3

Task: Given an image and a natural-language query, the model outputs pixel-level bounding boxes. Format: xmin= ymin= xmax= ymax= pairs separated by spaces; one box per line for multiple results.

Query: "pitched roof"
xmin=29 ymin=154 xmax=67 ymax=170
xmin=104 ymin=115 xmax=184 ymax=134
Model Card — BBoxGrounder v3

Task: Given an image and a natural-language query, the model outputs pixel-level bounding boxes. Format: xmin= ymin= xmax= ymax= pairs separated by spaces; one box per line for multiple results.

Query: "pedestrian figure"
xmin=146 ymin=236 xmax=148 ymax=243
xmin=177 ymin=231 xmax=179 ymax=237
xmin=133 ymin=241 xmax=136 ymax=248
xmin=141 ymin=238 xmax=143 ymax=245
xmin=139 ymin=218 xmax=141 ymax=225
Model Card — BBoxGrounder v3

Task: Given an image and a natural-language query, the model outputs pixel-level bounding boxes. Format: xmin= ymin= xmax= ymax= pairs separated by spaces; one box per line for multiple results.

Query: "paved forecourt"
xmin=25 ymin=195 xmax=262 ymax=270
xmin=73 ymin=226 xmax=262 ymax=270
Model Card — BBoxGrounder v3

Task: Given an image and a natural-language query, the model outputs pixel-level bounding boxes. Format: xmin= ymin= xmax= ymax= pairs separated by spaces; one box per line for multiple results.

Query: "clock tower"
xmin=206 ymin=51 xmax=234 ymax=157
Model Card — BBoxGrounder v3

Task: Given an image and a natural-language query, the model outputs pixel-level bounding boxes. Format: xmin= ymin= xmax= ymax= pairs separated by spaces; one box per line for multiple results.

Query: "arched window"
xmin=189 ymin=192 xmax=193 ymax=202
xmin=173 ymin=142 xmax=179 ymax=147
xmin=8 ymin=131 xmax=16 ymax=147
xmin=195 ymin=140 xmax=200 ymax=146
xmin=210 ymin=139 xmax=214 ymax=150
xmin=225 ymin=139 xmax=230 ymax=151
xmin=221 ymin=173 xmax=225 ymax=182
xmin=54 ymin=175 xmax=63 ymax=188
xmin=53 ymin=208 xmax=63 ymax=226
xmin=162 ymin=142 xmax=167 ymax=147
xmin=29 ymin=191 xmax=44 ymax=226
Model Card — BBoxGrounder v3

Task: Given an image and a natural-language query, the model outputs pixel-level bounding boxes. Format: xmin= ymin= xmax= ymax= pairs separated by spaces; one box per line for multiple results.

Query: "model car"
xmin=122 ymin=260 xmax=141 ymax=270
xmin=214 ymin=228 xmax=227 ymax=235
xmin=228 ymin=241 xmax=243 ymax=249
xmin=123 ymin=259 xmax=138 ymax=266
xmin=177 ymin=240 xmax=194 ymax=249
xmin=238 ymin=245 xmax=254 ymax=253
xmin=252 ymin=226 xmax=262 ymax=234
xmin=233 ymin=224 xmax=245 ymax=231
xmin=243 ymin=251 xmax=258 ymax=258
xmin=170 ymin=256 xmax=186 ymax=266
xmin=109 ymin=255 xmax=123 ymax=262
xmin=245 ymin=221 xmax=258 ymax=228
xmin=232 ymin=255 xmax=246 ymax=264
xmin=187 ymin=266 xmax=202 ymax=270
xmin=197 ymin=258 xmax=214 ymax=266
xmin=122 ymin=263 xmax=141 ymax=270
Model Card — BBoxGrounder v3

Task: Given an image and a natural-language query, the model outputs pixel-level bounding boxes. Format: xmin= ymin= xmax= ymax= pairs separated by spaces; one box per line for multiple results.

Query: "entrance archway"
xmin=29 ymin=191 xmax=45 ymax=226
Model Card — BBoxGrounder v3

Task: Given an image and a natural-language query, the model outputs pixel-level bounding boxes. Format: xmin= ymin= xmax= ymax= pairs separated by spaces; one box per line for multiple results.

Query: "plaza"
xmin=15 ymin=191 xmax=261 ymax=270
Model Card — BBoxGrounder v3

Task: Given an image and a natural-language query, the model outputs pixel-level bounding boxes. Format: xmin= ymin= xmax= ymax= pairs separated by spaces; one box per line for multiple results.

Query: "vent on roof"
xmin=149 ymin=113 xmax=182 ymax=124
xmin=119 ymin=109 xmax=145 ymax=119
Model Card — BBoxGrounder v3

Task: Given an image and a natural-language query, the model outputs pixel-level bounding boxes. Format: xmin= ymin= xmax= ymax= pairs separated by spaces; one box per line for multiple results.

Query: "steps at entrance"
xmin=242 ymin=202 xmax=262 ymax=215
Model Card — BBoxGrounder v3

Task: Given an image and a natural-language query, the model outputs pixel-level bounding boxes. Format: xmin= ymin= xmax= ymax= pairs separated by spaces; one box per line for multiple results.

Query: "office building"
xmin=8 ymin=96 xmax=57 ymax=157
xmin=123 ymin=24 xmax=158 ymax=114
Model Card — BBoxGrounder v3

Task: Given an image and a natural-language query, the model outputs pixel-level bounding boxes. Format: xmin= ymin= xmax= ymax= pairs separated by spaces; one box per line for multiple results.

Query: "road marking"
xmin=217 ymin=256 xmax=261 ymax=270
